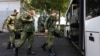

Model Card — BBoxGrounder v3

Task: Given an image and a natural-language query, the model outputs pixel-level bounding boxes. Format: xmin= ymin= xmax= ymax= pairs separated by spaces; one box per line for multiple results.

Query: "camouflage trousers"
xmin=46 ymin=31 xmax=53 ymax=49
xmin=16 ymin=32 xmax=34 ymax=48
xmin=8 ymin=30 xmax=15 ymax=45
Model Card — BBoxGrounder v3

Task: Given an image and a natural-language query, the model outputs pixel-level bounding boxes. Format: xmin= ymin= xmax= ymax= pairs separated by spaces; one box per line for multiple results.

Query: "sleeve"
xmin=2 ymin=16 xmax=11 ymax=29
xmin=44 ymin=16 xmax=50 ymax=30
xmin=15 ymin=17 xmax=24 ymax=31
xmin=21 ymin=13 xmax=32 ymax=22
xmin=15 ymin=17 xmax=21 ymax=29
xmin=54 ymin=17 xmax=58 ymax=24
xmin=56 ymin=17 xmax=59 ymax=21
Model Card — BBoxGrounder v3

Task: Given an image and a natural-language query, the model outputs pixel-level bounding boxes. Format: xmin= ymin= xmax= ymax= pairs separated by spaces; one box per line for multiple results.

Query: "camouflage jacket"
xmin=2 ymin=14 xmax=18 ymax=31
xmin=20 ymin=13 xmax=34 ymax=32
xmin=38 ymin=16 xmax=47 ymax=32
xmin=44 ymin=15 xmax=57 ymax=31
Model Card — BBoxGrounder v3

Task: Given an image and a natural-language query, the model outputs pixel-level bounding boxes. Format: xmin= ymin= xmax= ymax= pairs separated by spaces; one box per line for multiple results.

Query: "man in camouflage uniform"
xmin=38 ymin=15 xmax=47 ymax=32
xmin=41 ymin=10 xmax=57 ymax=56
xmin=15 ymin=8 xmax=36 ymax=56
xmin=2 ymin=9 xmax=19 ymax=49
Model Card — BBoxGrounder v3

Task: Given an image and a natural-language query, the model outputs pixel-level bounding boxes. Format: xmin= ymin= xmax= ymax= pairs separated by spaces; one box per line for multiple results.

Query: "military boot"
xmin=12 ymin=43 xmax=15 ymax=48
xmin=49 ymin=48 xmax=56 ymax=56
xmin=10 ymin=43 xmax=15 ymax=49
xmin=27 ymin=48 xmax=36 ymax=55
xmin=15 ymin=47 xmax=18 ymax=56
xmin=7 ymin=42 xmax=11 ymax=49
xmin=41 ymin=43 xmax=47 ymax=51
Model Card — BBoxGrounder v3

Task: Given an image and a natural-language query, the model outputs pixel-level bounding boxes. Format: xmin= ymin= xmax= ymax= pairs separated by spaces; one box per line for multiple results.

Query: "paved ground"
xmin=0 ymin=33 xmax=82 ymax=56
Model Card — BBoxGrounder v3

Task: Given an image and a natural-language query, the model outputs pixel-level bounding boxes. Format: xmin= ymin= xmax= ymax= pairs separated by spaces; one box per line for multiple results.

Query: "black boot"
xmin=15 ymin=47 xmax=18 ymax=56
xmin=27 ymin=48 xmax=36 ymax=55
xmin=49 ymin=48 xmax=56 ymax=56
xmin=12 ymin=43 xmax=15 ymax=48
xmin=41 ymin=43 xmax=47 ymax=51
xmin=7 ymin=42 xmax=11 ymax=49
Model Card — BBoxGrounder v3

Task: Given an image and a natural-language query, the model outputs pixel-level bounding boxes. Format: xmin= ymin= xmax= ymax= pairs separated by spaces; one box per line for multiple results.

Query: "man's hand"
xmin=45 ymin=29 xmax=48 ymax=34
xmin=45 ymin=29 xmax=48 ymax=36
xmin=29 ymin=18 xmax=33 ymax=21
xmin=2 ymin=29 xmax=5 ymax=32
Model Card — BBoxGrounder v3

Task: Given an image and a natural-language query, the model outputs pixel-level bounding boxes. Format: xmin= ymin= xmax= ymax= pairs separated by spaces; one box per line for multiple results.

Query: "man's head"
xmin=14 ymin=9 xmax=19 ymax=15
xmin=51 ymin=10 xmax=58 ymax=17
xmin=29 ymin=8 xmax=35 ymax=15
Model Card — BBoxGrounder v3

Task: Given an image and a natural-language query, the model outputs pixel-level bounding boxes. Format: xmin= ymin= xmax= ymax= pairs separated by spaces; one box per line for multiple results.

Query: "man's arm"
xmin=44 ymin=16 xmax=50 ymax=30
xmin=21 ymin=13 xmax=33 ymax=22
xmin=2 ymin=16 xmax=11 ymax=32
xmin=44 ymin=16 xmax=50 ymax=33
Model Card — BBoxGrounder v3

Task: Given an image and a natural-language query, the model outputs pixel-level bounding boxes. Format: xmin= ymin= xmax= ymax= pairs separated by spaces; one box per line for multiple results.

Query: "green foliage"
xmin=23 ymin=0 xmax=70 ymax=13
xmin=47 ymin=0 xmax=70 ymax=12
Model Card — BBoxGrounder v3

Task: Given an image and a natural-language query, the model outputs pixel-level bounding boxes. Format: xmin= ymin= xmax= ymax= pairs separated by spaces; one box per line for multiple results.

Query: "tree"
xmin=47 ymin=0 xmax=70 ymax=13
xmin=22 ymin=0 xmax=70 ymax=12
xmin=23 ymin=0 xmax=70 ymax=28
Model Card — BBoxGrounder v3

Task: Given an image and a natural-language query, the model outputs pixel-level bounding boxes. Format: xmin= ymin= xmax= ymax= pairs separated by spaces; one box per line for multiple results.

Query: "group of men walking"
xmin=2 ymin=8 xmax=58 ymax=56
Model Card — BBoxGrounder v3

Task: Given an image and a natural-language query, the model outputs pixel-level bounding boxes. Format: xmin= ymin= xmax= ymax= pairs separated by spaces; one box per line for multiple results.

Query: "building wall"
xmin=0 ymin=1 xmax=20 ymax=31
xmin=0 ymin=0 xmax=20 ymax=2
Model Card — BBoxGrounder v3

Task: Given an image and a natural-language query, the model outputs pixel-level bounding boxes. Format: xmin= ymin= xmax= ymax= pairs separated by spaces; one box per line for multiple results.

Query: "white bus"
xmin=66 ymin=0 xmax=100 ymax=56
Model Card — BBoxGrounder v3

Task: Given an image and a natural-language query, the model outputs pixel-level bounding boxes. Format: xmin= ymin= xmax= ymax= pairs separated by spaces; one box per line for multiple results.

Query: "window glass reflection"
xmin=86 ymin=0 xmax=100 ymax=19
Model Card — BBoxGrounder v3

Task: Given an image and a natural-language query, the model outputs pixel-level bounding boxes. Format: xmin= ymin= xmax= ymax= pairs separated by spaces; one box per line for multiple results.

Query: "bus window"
xmin=86 ymin=0 xmax=100 ymax=19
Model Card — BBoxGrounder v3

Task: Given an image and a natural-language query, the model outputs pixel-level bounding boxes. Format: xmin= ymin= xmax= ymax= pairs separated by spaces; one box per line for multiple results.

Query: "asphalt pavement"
xmin=0 ymin=33 xmax=82 ymax=56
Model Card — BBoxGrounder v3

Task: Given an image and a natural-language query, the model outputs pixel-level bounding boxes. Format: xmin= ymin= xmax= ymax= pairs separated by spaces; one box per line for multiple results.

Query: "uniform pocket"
xmin=8 ymin=25 xmax=15 ymax=31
